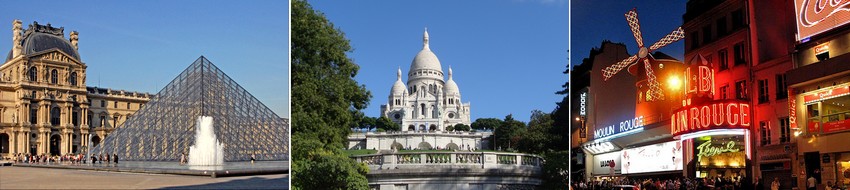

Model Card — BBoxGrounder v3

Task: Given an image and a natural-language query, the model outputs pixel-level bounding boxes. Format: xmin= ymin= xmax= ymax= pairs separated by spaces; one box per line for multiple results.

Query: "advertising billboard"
xmin=794 ymin=0 xmax=850 ymax=40
xmin=592 ymin=151 xmax=622 ymax=176
xmin=621 ymin=141 xmax=684 ymax=174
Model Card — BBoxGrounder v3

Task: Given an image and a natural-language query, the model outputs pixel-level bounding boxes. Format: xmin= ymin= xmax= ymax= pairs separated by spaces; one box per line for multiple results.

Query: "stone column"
xmin=24 ymin=131 xmax=29 ymax=154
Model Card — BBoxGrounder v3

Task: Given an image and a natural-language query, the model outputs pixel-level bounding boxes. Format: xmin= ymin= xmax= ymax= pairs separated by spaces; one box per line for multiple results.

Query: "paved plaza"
xmin=0 ymin=166 xmax=288 ymax=189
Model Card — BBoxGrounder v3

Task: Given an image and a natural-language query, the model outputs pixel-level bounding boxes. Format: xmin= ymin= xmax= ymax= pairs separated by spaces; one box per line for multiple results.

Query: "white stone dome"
xmin=444 ymin=67 xmax=459 ymax=96
xmin=391 ymin=68 xmax=406 ymax=95
xmin=409 ymin=29 xmax=443 ymax=75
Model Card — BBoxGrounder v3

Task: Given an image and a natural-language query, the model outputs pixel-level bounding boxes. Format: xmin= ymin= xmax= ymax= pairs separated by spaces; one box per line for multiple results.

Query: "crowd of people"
xmin=572 ymin=176 xmax=848 ymax=190
xmin=9 ymin=153 xmax=119 ymax=165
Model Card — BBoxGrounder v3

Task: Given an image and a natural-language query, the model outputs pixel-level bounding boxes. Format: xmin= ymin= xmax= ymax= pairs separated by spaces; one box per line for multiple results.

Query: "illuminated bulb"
xmin=667 ymin=75 xmax=682 ymax=91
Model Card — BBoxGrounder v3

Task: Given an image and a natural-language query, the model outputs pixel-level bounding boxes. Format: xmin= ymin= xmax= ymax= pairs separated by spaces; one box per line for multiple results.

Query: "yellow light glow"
xmin=575 ymin=117 xmax=581 ymax=121
xmin=667 ymin=75 xmax=682 ymax=91
xmin=730 ymin=162 xmax=740 ymax=167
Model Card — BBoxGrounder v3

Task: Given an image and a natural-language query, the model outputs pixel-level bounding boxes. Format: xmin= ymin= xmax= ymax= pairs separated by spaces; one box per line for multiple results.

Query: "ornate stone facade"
xmin=380 ymin=29 xmax=471 ymax=131
xmin=0 ymin=20 xmax=151 ymax=158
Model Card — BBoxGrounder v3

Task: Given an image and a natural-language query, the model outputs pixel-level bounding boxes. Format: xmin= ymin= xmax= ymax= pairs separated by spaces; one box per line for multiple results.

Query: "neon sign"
xmin=696 ymin=140 xmax=740 ymax=159
xmin=794 ymin=0 xmax=850 ymax=41
xmin=595 ymin=116 xmax=644 ymax=139
xmin=580 ymin=92 xmax=587 ymax=116
xmin=671 ymin=101 xmax=751 ymax=136
xmin=685 ymin=65 xmax=714 ymax=96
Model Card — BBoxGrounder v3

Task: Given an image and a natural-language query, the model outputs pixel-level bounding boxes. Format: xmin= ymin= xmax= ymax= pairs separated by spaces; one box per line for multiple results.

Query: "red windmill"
xmin=601 ymin=8 xmax=685 ymax=101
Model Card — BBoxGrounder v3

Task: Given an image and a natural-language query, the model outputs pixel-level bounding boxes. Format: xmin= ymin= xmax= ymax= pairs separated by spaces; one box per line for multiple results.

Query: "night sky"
xmin=571 ymin=1 xmax=687 ymax=67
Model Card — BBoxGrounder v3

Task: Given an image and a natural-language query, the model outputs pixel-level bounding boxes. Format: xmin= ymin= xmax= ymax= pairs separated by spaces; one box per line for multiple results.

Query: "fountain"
xmin=188 ymin=116 xmax=224 ymax=166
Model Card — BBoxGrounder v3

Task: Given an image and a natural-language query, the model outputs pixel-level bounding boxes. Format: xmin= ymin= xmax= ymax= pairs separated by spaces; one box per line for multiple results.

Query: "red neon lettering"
xmin=727 ymin=103 xmax=739 ymax=126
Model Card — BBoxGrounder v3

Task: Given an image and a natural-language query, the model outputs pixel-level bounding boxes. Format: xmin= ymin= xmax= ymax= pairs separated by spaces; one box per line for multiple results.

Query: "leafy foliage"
xmin=453 ymin=123 xmax=471 ymax=131
xmin=517 ymin=110 xmax=558 ymax=154
xmin=471 ymin=118 xmax=502 ymax=131
xmin=375 ymin=116 xmax=400 ymax=131
xmin=539 ymin=151 xmax=570 ymax=189
xmin=291 ymin=0 xmax=371 ymax=189
xmin=494 ymin=114 xmax=526 ymax=151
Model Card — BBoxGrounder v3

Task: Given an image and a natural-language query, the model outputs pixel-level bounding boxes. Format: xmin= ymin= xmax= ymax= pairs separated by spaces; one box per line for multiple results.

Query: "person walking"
xmin=113 ymin=154 xmax=118 ymax=164
xmin=807 ymin=176 xmax=817 ymax=190
xmin=251 ymin=153 xmax=256 ymax=163
xmin=770 ymin=177 xmax=780 ymax=190
xmin=180 ymin=153 xmax=186 ymax=165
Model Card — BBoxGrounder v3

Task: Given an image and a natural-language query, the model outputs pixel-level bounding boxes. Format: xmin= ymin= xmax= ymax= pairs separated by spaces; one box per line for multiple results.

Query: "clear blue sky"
xmin=571 ymin=1 xmax=686 ymax=67
xmin=309 ymin=0 xmax=570 ymax=122
xmin=0 ymin=0 xmax=289 ymax=117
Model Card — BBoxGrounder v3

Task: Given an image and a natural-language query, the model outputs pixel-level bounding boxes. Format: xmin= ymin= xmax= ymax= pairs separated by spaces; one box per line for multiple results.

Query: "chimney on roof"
xmin=12 ymin=19 xmax=22 ymax=58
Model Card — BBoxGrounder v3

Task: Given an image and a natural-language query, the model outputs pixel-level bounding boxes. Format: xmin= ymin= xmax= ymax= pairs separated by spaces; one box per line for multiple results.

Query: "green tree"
xmin=359 ymin=116 xmax=377 ymax=131
xmin=539 ymin=150 xmax=570 ymax=189
xmin=471 ymin=118 xmax=502 ymax=131
xmin=446 ymin=125 xmax=454 ymax=131
xmin=517 ymin=110 xmax=557 ymax=154
xmin=551 ymin=60 xmax=571 ymax=150
xmin=292 ymin=0 xmax=371 ymax=189
xmin=495 ymin=114 xmax=526 ymax=151
xmin=375 ymin=116 xmax=400 ymax=131
xmin=453 ymin=123 xmax=471 ymax=131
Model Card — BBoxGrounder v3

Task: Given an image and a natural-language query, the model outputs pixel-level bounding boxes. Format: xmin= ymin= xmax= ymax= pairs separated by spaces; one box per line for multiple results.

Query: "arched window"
xmin=28 ymin=67 xmax=37 ymax=81
xmin=50 ymin=107 xmax=60 ymax=126
xmin=87 ymin=111 xmax=93 ymax=128
xmin=421 ymin=103 xmax=426 ymax=117
xmin=50 ymin=69 xmax=58 ymax=84
xmin=29 ymin=107 xmax=38 ymax=124
xmin=69 ymin=72 xmax=77 ymax=86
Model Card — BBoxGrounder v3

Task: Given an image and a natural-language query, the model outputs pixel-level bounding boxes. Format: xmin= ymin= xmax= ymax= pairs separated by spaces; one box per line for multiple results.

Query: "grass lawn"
xmin=343 ymin=149 xmax=378 ymax=156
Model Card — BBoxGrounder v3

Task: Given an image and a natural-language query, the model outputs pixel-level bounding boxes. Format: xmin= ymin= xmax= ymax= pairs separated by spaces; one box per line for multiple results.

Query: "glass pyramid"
xmin=91 ymin=56 xmax=288 ymax=161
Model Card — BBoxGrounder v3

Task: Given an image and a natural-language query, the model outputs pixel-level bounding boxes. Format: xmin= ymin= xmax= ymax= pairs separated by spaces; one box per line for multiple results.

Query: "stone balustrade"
xmin=351 ymin=151 xmax=544 ymax=171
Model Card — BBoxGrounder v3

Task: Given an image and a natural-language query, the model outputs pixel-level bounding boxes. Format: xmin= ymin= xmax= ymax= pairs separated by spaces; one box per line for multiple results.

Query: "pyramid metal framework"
xmin=91 ymin=56 xmax=288 ymax=161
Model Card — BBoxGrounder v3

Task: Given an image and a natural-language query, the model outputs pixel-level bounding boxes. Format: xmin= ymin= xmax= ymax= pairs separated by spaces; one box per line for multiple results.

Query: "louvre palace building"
xmin=0 ymin=20 xmax=152 ymax=158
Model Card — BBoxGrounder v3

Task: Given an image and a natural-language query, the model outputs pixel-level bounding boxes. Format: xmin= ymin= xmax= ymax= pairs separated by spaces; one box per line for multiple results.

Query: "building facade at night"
xmin=786 ymin=0 xmax=850 ymax=188
xmin=572 ymin=1 xmax=850 ymax=189
xmin=0 ymin=20 xmax=151 ymax=159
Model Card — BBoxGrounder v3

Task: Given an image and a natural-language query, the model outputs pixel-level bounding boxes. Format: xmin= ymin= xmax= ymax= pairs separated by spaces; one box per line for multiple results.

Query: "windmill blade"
xmin=625 ymin=9 xmax=644 ymax=47
xmin=602 ymin=55 xmax=638 ymax=81
xmin=649 ymin=27 xmax=685 ymax=51
xmin=643 ymin=59 xmax=665 ymax=101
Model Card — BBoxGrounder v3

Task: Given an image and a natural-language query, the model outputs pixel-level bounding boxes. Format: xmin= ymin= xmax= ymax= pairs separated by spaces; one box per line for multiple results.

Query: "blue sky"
xmin=0 ymin=0 xmax=288 ymax=117
xmin=571 ymin=1 xmax=687 ymax=66
xmin=309 ymin=0 xmax=570 ymax=122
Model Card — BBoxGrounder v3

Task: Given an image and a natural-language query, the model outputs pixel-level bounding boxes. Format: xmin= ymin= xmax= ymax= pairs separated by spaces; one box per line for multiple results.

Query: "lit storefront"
xmin=671 ymin=55 xmax=754 ymax=179
xmin=787 ymin=0 xmax=850 ymax=188
xmin=620 ymin=141 xmax=684 ymax=176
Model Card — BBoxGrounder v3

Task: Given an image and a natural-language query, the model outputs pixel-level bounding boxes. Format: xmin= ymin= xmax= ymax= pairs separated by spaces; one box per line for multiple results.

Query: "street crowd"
xmin=573 ymin=176 xmax=848 ymax=190
xmin=9 ymin=153 xmax=119 ymax=165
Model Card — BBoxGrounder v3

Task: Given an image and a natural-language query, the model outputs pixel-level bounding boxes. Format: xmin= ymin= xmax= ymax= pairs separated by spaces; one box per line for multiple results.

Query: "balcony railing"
xmin=350 ymin=151 xmax=544 ymax=171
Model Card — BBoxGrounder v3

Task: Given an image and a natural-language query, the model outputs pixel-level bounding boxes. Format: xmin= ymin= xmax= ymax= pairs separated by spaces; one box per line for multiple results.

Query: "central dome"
xmin=409 ymin=29 xmax=443 ymax=75
xmin=6 ymin=22 xmax=80 ymax=62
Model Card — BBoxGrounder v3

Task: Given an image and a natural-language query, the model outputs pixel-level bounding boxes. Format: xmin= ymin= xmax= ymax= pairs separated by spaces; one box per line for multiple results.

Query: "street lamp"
xmin=667 ymin=75 xmax=682 ymax=91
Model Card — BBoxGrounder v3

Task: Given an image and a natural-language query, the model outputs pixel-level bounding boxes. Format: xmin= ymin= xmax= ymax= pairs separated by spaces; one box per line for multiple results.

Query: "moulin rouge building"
xmin=576 ymin=1 xmax=850 ymax=187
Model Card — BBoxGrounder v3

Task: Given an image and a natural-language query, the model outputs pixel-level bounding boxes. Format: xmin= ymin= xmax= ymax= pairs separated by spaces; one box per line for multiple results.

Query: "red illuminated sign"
xmin=795 ymin=0 xmax=850 ymax=40
xmin=789 ymin=89 xmax=798 ymax=129
xmin=685 ymin=65 xmax=715 ymax=96
xmin=824 ymin=119 xmax=850 ymax=133
xmin=671 ymin=101 xmax=751 ymax=136
xmin=803 ymin=86 xmax=850 ymax=104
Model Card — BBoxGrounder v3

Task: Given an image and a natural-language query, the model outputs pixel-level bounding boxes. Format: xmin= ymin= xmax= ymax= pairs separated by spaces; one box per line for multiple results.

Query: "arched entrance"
xmin=418 ymin=142 xmax=432 ymax=150
xmin=50 ymin=134 xmax=61 ymax=156
xmin=408 ymin=125 xmax=415 ymax=131
xmin=91 ymin=135 xmax=101 ymax=148
xmin=446 ymin=142 xmax=459 ymax=150
xmin=429 ymin=124 xmax=437 ymax=131
xmin=0 ymin=133 xmax=9 ymax=153
xmin=419 ymin=125 xmax=426 ymax=131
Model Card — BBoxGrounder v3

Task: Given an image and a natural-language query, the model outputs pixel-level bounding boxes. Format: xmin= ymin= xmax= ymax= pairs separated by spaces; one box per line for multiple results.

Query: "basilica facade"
xmin=0 ymin=20 xmax=151 ymax=158
xmin=380 ymin=29 xmax=471 ymax=131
